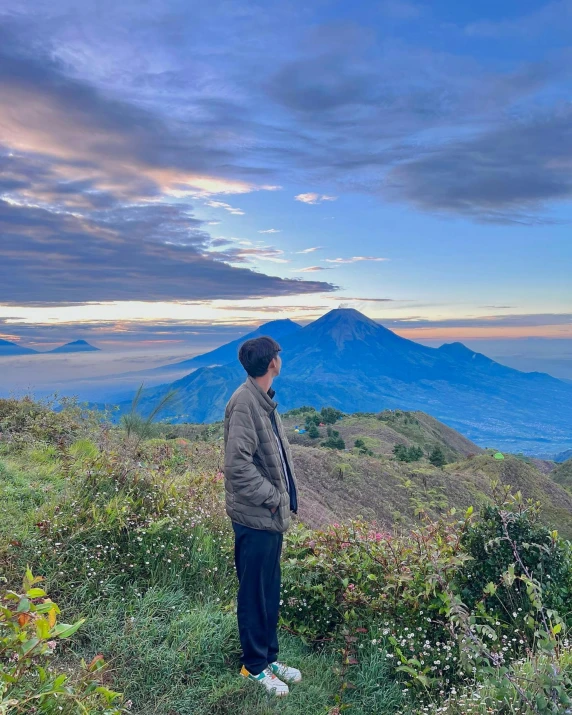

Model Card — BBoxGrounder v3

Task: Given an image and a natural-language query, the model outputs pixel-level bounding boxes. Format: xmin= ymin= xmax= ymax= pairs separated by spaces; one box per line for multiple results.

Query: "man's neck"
xmin=254 ymin=373 xmax=273 ymax=394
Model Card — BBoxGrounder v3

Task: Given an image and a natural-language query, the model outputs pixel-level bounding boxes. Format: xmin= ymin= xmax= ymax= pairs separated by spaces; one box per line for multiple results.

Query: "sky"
xmin=0 ymin=0 xmax=571 ymax=380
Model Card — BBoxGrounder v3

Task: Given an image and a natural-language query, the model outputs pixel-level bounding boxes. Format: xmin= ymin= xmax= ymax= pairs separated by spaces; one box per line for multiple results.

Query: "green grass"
xmin=67 ymin=587 xmax=406 ymax=715
xmin=0 ymin=453 xmax=66 ymax=542
xmin=1 ymin=444 xmax=408 ymax=715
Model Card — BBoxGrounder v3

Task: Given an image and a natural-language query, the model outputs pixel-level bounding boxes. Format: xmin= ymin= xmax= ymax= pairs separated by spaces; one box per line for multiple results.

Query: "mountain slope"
xmin=555 ymin=449 xmax=572 ymax=463
xmin=153 ymin=413 xmax=572 ymax=539
xmin=152 ymin=318 xmax=300 ymax=373
xmin=0 ymin=339 xmax=37 ymax=356
xmin=48 ymin=340 xmax=100 ymax=353
xmin=552 ymin=458 xmax=572 ymax=491
xmin=282 ymin=408 xmax=482 ymax=463
xmin=291 ymin=449 xmax=572 ymax=538
xmin=117 ymin=308 xmax=572 ymax=453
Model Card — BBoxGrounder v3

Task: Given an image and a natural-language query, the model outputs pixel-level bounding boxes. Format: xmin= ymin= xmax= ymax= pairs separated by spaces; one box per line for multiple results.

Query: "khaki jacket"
xmin=223 ymin=375 xmax=298 ymax=532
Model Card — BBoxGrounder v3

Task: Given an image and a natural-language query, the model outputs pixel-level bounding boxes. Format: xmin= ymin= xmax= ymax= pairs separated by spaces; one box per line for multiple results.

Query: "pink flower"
xmin=347 ymin=583 xmax=355 ymax=591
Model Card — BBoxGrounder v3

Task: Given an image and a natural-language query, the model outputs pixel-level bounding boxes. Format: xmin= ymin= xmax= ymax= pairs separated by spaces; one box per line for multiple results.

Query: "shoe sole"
xmin=240 ymin=674 xmax=290 ymax=696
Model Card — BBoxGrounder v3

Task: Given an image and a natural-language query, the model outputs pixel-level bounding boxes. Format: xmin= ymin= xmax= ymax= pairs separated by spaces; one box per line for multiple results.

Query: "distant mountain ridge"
xmin=114 ymin=308 xmax=572 ymax=454
xmin=151 ymin=318 xmax=300 ymax=373
xmin=0 ymin=339 xmax=38 ymax=356
xmin=48 ymin=340 xmax=100 ymax=354
xmin=0 ymin=339 xmax=100 ymax=356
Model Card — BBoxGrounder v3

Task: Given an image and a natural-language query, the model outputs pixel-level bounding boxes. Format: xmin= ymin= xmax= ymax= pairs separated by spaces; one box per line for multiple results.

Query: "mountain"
xmin=0 ymin=339 xmax=38 ymax=356
xmin=151 ymin=318 xmax=301 ymax=373
xmin=552 ymin=457 xmax=572 ymax=492
xmin=115 ymin=308 xmax=572 ymax=454
xmin=555 ymin=449 xmax=572 ymax=463
xmin=48 ymin=340 xmax=100 ymax=353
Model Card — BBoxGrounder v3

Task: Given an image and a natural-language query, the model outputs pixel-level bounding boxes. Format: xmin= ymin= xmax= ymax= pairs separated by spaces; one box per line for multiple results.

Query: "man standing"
xmin=223 ymin=336 xmax=300 ymax=697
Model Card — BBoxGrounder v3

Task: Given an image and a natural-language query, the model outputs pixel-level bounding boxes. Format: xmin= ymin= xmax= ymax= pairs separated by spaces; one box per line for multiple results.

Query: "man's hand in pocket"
xmin=270 ymin=506 xmax=278 ymax=514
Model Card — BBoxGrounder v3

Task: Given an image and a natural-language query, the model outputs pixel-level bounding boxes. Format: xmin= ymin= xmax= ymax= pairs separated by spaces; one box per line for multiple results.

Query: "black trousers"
xmin=232 ymin=522 xmax=283 ymax=675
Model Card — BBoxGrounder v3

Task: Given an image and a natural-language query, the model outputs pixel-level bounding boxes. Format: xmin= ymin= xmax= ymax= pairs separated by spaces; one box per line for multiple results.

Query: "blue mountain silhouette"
xmin=0 ymin=339 xmax=38 ymax=356
xmin=118 ymin=308 xmax=572 ymax=453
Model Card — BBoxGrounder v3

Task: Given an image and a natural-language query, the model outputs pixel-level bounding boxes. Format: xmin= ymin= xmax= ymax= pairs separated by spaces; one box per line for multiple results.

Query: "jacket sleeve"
xmin=225 ymin=404 xmax=280 ymax=509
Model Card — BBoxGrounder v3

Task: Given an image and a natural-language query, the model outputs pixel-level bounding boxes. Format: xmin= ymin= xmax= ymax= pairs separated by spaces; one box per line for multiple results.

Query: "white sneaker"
xmin=240 ymin=665 xmax=289 ymax=697
xmin=268 ymin=661 xmax=302 ymax=683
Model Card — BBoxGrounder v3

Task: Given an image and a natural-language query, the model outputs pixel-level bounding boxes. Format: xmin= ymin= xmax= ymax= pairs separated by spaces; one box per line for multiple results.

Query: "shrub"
xmin=283 ymin=405 xmax=317 ymax=418
xmin=0 ymin=567 xmax=126 ymax=714
xmin=25 ymin=443 xmax=234 ymax=605
xmin=322 ymin=427 xmax=345 ymax=450
xmin=429 ymin=445 xmax=446 ymax=468
xmin=0 ymin=396 xmax=105 ymax=454
xmin=305 ymin=413 xmax=321 ymax=427
xmin=354 ymin=438 xmax=374 ymax=456
xmin=393 ymin=444 xmax=424 ymax=462
xmin=307 ymin=423 xmax=320 ymax=439
xmin=320 ymin=407 xmax=344 ymax=425
xmin=457 ymin=496 xmax=572 ymax=625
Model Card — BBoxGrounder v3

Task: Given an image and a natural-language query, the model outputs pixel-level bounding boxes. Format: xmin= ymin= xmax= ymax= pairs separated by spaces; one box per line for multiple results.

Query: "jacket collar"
xmin=245 ymin=375 xmax=277 ymax=413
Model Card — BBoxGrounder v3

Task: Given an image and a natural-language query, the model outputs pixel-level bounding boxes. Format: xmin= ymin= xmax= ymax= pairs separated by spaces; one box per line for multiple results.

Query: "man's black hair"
xmin=238 ymin=336 xmax=282 ymax=378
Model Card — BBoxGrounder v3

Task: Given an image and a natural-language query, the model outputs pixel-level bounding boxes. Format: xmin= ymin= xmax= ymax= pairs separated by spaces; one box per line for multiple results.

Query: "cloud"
xmin=0 ymin=27 xmax=268 ymax=203
xmin=324 ymin=256 xmax=389 ymax=263
xmin=335 ymin=296 xmax=399 ymax=302
xmin=221 ymin=245 xmax=290 ymax=263
xmin=382 ymin=313 xmax=572 ymax=330
xmin=295 ymin=246 xmax=323 ymax=254
xmin=205 ymin=200 xmax=245 ymax=215
xmin=0 ymin=198 xmax=337 ymax=305
xmin=258 ymin=228 xmax=281 ymax=233
xmin=295 ymin=266 xmax=332 ymax=272
xmin=2 ymin=2 xmax=572 ymax=238
xmin=295 ymin=193 xmax=338 ymax=204
xmin=385 ymin=108 xmax=572 ymax=223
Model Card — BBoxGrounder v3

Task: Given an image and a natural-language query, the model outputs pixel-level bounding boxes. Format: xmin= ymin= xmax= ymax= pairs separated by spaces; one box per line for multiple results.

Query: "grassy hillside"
xmin=3 ymin=397 xmax=572 ymax=714
xmin=283 ymin=408 xmax=482 ymax=460
xmin=552 ymin=457 xmax=572 ymax=491
xmin=152 ymin=406 xmax=572 ymax=537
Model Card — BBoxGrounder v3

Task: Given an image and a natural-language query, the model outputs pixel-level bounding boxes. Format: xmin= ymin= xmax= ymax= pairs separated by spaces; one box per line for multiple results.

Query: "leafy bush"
xmin=322 ymin=427 xmax=346 ymax=450
xmin=429 ymin=446 xmax=446 ymax=468
xmin=0 ymin=396 xmax=105 ymax=454
xmin=283 ymin=405 xmax=317 ymax=418
xmin=457 ymin=494 xmax=572 ymax=627
xmin=307 ymin=423 xmax=320 ymax=439
xmin=0 ymin=567 xmax=126 ymax=714
xmin=354 ymin=439 xmax=374 ymax=456
xmin=393 ymin=444 xmax=424 ymax=462
xmin=320 ymin=407 xmax=344 ymax=425
xmin=303 ymin=413 xmax=321 ymax=428
xmin=24 ymin=441 xmax=234 ymax=605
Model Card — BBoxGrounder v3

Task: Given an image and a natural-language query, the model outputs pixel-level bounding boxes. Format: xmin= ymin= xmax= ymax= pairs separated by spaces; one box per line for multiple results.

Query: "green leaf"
xmin=16 ymin=597 xmax=30 ymax=613
xmin=26 ymin=588 xmax=46 ymax=598
xmin=52 ymin=673 xmax=68 ymax=690
xmin=20 ymin=637 xmax=40 ymax=655
xmin=50 ymin=618 xmax=85 ymax=638
xmin=95 ymin=686 xmax=122 ymax=703
xmin=36 ymin=617 xmax=50 ymax=640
